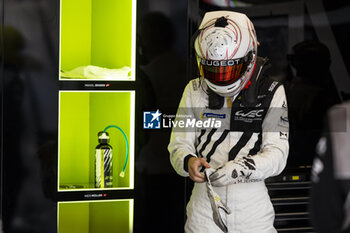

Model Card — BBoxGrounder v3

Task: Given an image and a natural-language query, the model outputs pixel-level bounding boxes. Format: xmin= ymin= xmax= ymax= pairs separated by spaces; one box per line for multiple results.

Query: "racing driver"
xmin=168 ymin=11 xmax=289 ymax=233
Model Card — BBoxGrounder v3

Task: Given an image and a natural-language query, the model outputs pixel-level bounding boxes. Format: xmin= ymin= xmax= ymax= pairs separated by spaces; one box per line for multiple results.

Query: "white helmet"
xmin=194 ymin=11 xmax=258 ymax=97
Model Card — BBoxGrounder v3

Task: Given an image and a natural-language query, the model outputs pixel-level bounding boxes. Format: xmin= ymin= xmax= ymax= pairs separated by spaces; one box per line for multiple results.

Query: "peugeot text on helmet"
xmin=194 ymin=11 xmax=258 ymax=97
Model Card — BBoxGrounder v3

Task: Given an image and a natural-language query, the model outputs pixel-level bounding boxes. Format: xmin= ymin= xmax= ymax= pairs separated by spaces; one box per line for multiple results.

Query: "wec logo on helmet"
xmin=235 ymin=110 xmax=263 ymax=118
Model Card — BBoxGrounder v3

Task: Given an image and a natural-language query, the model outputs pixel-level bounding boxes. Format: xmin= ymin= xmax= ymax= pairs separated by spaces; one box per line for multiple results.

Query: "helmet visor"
xmin=198 ymin=52 xmax=253 ymax=86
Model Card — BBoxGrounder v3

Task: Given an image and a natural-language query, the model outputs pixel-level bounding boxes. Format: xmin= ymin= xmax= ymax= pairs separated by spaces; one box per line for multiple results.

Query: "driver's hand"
xmin=188 ymin=157 xmax=211 ymax=183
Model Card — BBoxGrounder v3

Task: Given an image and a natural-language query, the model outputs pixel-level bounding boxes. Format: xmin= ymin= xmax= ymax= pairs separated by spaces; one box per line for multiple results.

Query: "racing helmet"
xmin=194 ymin=11 xmax=258 ymax=97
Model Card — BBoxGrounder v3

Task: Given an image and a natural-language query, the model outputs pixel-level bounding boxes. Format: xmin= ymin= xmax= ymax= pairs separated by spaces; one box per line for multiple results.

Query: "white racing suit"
xmin=168 ymin=60 xmax=289 ymax=233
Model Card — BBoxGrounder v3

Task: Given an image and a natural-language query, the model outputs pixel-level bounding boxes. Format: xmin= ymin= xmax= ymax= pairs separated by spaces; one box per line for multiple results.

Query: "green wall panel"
xmin=58 ymin=200 xmax=132 ymax=233
xmin=60 ymin=0 xmax=133 ymax=73
xmin=58 ymin=202 xmax=89 ymax=233
xmin=59 ymin=91 xmax=132 ymax=190
xmin=60 ymin=0 xmax=92 ymax=71
xmin=91 ymin=0 xmax=132 ymax=69
xmin=59 ymin=92 xmax=90 ymax=186
xmin=89 ymin=201 xmax=130 ymax=233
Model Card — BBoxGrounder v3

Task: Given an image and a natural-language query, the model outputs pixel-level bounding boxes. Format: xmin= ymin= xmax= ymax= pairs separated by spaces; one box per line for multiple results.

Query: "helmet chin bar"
xmin=205 ymin=77 xmax=243 ymax=97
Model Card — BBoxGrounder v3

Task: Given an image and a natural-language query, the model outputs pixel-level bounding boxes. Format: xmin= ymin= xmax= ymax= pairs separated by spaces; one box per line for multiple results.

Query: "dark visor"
xmin=199 ymin=52 xmax=253 ymax=86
